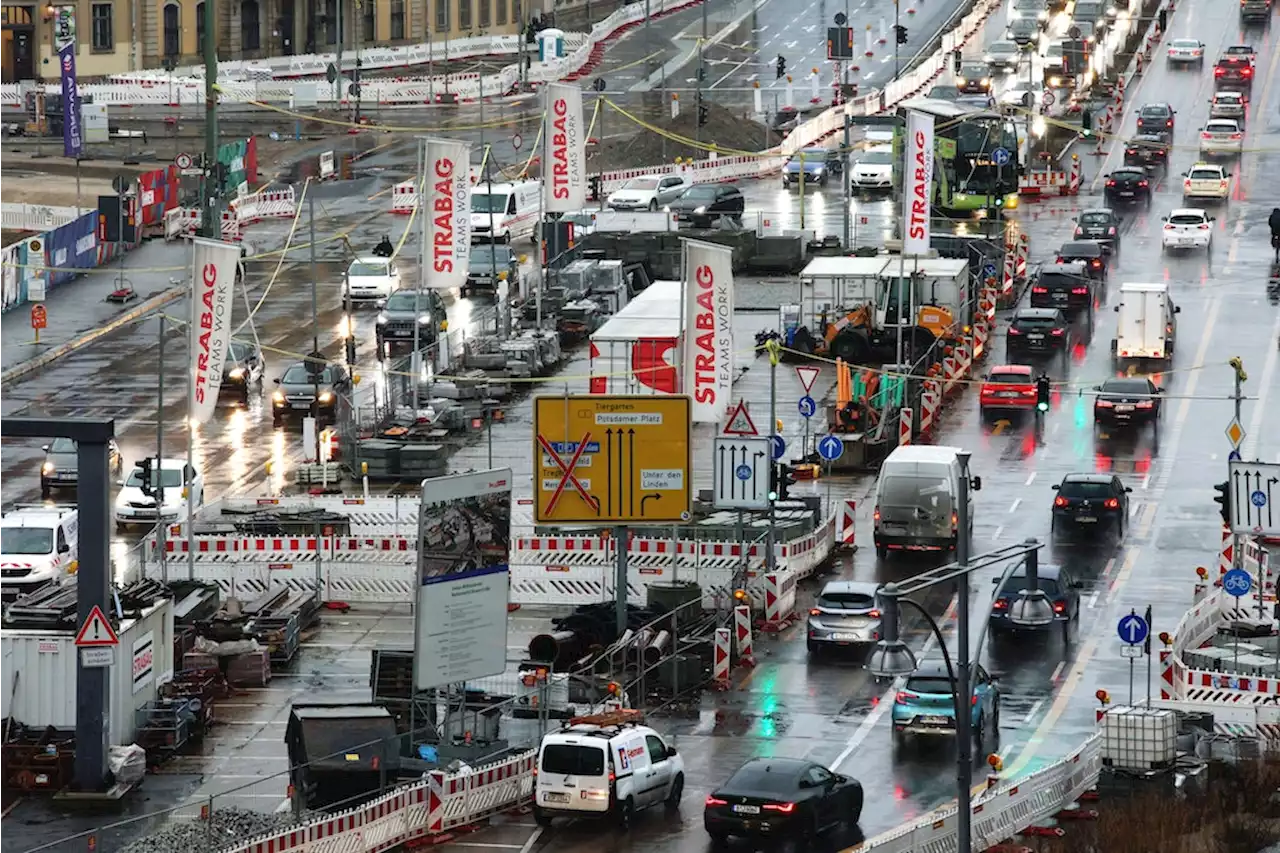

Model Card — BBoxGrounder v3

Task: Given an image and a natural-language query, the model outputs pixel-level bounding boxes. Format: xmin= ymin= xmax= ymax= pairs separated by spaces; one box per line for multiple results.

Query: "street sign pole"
xmin=1117 ymin=610 xmax=1149 ymax=706
xmin=615 ymin=524 xmax=629 ymax=636
xmin=766 ymin=341 xmax=780 ymax=571
xmin=1145 ymin=604 xmax=1153 ymax=707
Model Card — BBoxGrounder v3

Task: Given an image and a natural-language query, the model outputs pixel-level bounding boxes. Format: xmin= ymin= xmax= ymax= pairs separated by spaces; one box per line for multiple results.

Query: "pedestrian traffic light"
xmin=768 ymin=464 xmax=779 ymax=502
xmin=1080 ymin=107 xmax=1093 ymax=138
xmin=136 ymin=458 xmax=154 ymax=498
xmin=895 ymin=25 xmax=908 ymax=44
xmin=777 ymin=464 xmax=798 ymax=502
xmin=588 ymin=175 xmax=601 ymax=201
xmin=1035 ymin=376 xmax=1051 ymax=412
xmin=1214 ymin=480 xmax=1231 ymax=525
xmin=776 ymin=55 xmax=786 ymax=78
xmin=697 ymin=103 xmax=709 ymax=127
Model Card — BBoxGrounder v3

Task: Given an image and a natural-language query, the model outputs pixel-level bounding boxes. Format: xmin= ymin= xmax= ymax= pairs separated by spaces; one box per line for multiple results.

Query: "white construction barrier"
xmin=162 ymin=187 xmax=297 ymax=242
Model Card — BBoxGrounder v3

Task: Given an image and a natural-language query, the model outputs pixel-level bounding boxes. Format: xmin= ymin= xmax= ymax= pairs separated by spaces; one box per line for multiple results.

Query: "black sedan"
xmin=1072 ymin=208 xmax=1120 ymax=253
xmin=1103 ymin=168 xmax=1152 ymax=205
xmin=1135 ymin=103 xmax=1175 ymax=140
xmin=1122 ymin=133 xmax=1170 ymax=169
xmin=272 ymin=361 xmax=353 ymax=423
xmin=990 ymin=563 xmax=1081 ymax=640
xmin=1007 ymin=307 xmax=1069 ymax=353
xmin=955 ymin=62 xmax=993 ymax=94
xmin=1051 ymin=473 xmax=1132 ymax=537
xmin=1056 ymin=240 xmax=1108 ymax=278
xmin=705 ymin=757 xmax=862 ymax=844
xmin=666 ymin=184 xmax=745 ymax=228
xmin=1093 ymin=377 xmax=1162 ymax=427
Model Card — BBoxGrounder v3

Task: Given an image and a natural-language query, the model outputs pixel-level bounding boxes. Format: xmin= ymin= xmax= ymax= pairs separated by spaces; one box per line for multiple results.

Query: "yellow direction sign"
xmin=533 ymin=395 xmax=692 ymax=525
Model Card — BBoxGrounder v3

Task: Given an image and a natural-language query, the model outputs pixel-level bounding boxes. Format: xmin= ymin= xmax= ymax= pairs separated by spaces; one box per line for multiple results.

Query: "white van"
xmin=0 ymin=506 xmax=79 ymax=596
xmin=533 ymin=710 xmax=685 ymax=827
xmin=471 ymin=181 xmax=542 ymax=243
xmin=873 ymin=445 xmax=974 ymax=557
xmin=1112 ymin=282 xmax=1179 ymax=365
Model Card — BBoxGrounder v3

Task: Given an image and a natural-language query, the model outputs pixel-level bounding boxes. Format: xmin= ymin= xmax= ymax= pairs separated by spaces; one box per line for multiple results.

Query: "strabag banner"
xmin=543 ymin=83 xmax=586 ymax=213
xmin=901 ymin=109 xmax=935 ymax=257
xmin=420 ymin=137 xmax=472 ymax=289
xmin=189 ymin=238 xmax=241 ymax=424
xmin=681 ymin=239 xmax=735 ymax=423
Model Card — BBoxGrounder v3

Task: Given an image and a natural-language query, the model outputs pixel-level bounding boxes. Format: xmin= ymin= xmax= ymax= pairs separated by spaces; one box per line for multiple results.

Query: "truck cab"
xmin=1112 ymin=282 xmax=1180 ymax=366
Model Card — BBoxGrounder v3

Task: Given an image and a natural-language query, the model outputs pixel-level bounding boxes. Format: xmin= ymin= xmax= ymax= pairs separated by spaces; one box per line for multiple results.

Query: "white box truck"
xmin=1112 ymin=282 xmax=1180 ymax=366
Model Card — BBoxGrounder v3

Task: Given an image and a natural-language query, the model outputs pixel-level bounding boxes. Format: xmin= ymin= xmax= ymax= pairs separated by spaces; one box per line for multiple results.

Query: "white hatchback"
xmin=345 ymin=257 xmax=401 ymax=302
xmin=850 ymin=145 xmax=894 ymax=191
xmin=1182 ymin=163 xmax=1231 ymax=199
xmin=114 ymin=458 xmax=205 ymax=530
xmin=1199 ymin=119 xmax=1244 ymax=155
xmin=1160 ymin=209 xmax=1214 ymax=252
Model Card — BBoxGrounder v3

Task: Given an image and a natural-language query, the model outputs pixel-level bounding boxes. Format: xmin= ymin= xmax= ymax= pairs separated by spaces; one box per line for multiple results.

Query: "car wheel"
xmin=807 ymin=640 xmax=819 ymax=655
xmin=41 ymin=482 xmax=50 ymax=500
xmin=648 ymin=199 xmax=658 ymax=212
xmin=533 ymin=806 xmax=552 ymax=827
xmin=992 ymin=703 xmax=1001 ymax=731
xmin=618 ymin=796 xmax=636 ymax=829
xmin=875 ymin=544 xmax=888 ymax=559
xmin=665 ymin=774 xmax=684 ymax=809
xmin=708 ymin=830 xmax=730 ymax=846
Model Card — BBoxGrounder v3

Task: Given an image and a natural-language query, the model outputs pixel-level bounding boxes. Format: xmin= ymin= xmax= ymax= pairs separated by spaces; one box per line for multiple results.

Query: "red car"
xmin=979 ymin=365 xmax=1037 ymax=415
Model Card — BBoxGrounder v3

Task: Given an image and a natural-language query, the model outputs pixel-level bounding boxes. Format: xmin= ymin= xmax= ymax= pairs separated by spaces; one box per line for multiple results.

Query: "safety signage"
xmin=723 ymin=400 xmax=759 ymax=436
xmin=991 ymin=147 xmax=1011 ymax=166
xmin=30 ymin=304 xmax=47 ymax=330
xmin=533 ymin=395 xmax=692 ymax=524
xmin=175 ymin=152 xmax=193 ymax=169
xmin=795 ymin=365 xmax=821 ymax=394
xmin=713 ymin=436 xmax=771 ymax=511
xmin=1228 ymin=460 xmax=1279 ymax=537
xmin=1041 ymin=90 xmax=1055 ymax=107
xmin=769 ymin=434 xmax=786 ymax=460
xmin=1222 ymin=567 xmax=1252 ymax=598
xmin=1116 ymin=611 xmax=1148 ymax=646
xmin=75 ymin=605 xmax=120 ymax=647
xmin=798 ymin=395 xmax=817 ymax=419
xmin=81 ymin=647 xmax=115 ymax=668
xmin=817 ymin=435 xmax=845 ymax=461
xmin=1225 ymin=417 xmax=1246 ymax=450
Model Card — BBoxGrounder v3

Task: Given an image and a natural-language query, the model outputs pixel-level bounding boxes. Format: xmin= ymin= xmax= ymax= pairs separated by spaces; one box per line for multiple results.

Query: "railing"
xmin=0 ymin=202 xmax=90 ymax=232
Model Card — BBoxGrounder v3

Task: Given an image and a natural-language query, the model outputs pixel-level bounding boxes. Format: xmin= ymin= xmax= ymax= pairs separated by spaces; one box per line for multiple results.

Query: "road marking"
xmin=1050 ymin=661 xmax=1065 ymax=682
xmin=992 ymin=525 xmax=1004 ymax=541
xmin=1140 ymin=473 xmax=1150 ymax=490
xmin=1024 ymin=472 xmax=1037 ymax=486
xmin=1022 ymin=698 xmax=1045 ymax=724
xmin=1008 ymin=498 xmax=1021 ymax=514
xmin=519 ymin=828 xmax=544 ymax=853
xmin=1087 ymin=590 xmax=1101 ymax=609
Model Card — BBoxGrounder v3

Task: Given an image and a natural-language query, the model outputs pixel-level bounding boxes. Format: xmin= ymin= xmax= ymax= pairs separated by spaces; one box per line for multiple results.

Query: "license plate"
xmin=292 ymin=403 xmax=311 ymax=410
xmin=1076 ymin=516 xmax=1097 ymax=523
xmin=1052 ymin=294 xmax=1067 ymax=302
xmin=1115 ymin=404 xmax=1135 ymax=412
xmin=734 ymin=804 xmax=761 ymax=814
xmin=882 ymin=525 xmax=907 ymax=535
xmin=543 ymin=792 xmax=569 ymax=803
xmin=998 ymin=391 xmax=1020 ymax=397
xmin=922 ymin=715 xmax=950 ymax=725
xmin=1118 ymin=190 xmax=1134 ymax=196
xmin=1028 ymin=334 xmax=1045 ymax=340
xmin=832 ymin=632 xmax=863 ymax=641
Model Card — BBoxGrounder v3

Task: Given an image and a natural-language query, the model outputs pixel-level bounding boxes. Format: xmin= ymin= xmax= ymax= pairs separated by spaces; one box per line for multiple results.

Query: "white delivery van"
xmin=873 ymin=445 xmax=974 ymax=558
xmin=533 ymin=710 xmax=685 ymax=828
xmin=471 ymin=181 xmax=542 ymax=243
xmin=0 ymin=506 xmax=79 ymax=596
xmin=1112 ymin=282 xmax=1180 ymax=365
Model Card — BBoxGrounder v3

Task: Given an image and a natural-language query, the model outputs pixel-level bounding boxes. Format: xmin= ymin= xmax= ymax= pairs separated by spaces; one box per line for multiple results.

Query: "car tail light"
xmin=1166 ymin=120 xmax=1173 ymax=127
xmin=1201 ymin=132 xmax=1213 ymax=140
xmin=1199 ymin=224 xmax=1210 ymax=230
xmin=1164 ymin=222 xmax=1176 ymax=230
xmin=1125 ymin=149 xmax=1135 ymax=155
xmin=1106 ymin=179 xmax=1117 ymax=186
xmin=1051 ymin=328 xmax=1065 ymax=336
xmin=810 ymin=608 xmax=822 ymax=616
xmin=1008 ymin=327 xmax=1022 ymax=335
xmin=706 ymin=796 xmax=728 ymax=807
xmin=1139 ymin=180 xmax=1149 ymax=187
xmin=1215 ymin=67 xmax=1226 ymax=76
xmin=1074 ymin=229 xmax=1083 ymax=238
xmin=1109 ymin=226 xmax=1116 ymax=235
xmin=1097 ymin=399 xmax=1115 ymax=408
xmin=952 ymin=512 xmax=958 ymax=531
xmin=1032 ymin=286 xmax=1048 ymax=294
xmin=1072 ymin=286 xmax=1089 ymax=294
xmin=1054 ymin=496 xmax=1068 ymax=507
xmin=1231 ymin=132 xmax=1243 ymax=140
xmin=873 ymin=507 xmax=881 ymax=523
xmin=993 ymin=598 xmax=1010 ymax=610
xmin=1090 ymin=259 xmax=1102 ymax=269
xmin=896 ymin=691 xmax=916 ymax=703
xmin=1136 ymin=400 xmax=1154 ymax=408
xmin=763 ymin=802 xmax=797 ymax=813
xmin=1105 ymin=498 xmax=1120 ymax=509
xmin=1243 ymin=67 xmax=1253 ymax=76
xmin=972 ymin=694 xmax=979 ymax=707
xmin=1053 ymin=601 xmax=1066 ymax=614
xmin=868 ymin=609 xmax=881 ymax=618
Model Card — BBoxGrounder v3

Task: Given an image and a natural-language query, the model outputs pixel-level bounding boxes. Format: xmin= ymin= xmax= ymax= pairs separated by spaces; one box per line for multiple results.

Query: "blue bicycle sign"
xmin=1222 ymin=568 xmax=1252 ymax=598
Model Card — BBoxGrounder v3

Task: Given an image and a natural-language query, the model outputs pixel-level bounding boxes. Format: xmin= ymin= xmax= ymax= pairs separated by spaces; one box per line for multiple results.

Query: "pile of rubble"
xmin=119 ymin=807 xmax=304 ymax=853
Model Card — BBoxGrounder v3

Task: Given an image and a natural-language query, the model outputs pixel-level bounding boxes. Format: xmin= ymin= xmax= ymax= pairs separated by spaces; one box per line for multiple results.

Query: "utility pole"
xmin=156 ymin=316 xmax=167 ymax=581
xmin=696 ymin=0 xmax=707 ymax=146
xmin=893 ymin=0 xmax=901 ymax=79
xmin=842 ymin=117 xmax=852 ymax=250
xmin=765 ymin=339 xmax=780 ymax=571
xmin=200 ymin=0 xmax=220 ymax=238
xmin=955 ymin=451 xmax=974 ymax=853
xmin=1229 ymin=357 xmax=1247 ymax=574
xmin=309 ymin=196 xmax=322 ymax=419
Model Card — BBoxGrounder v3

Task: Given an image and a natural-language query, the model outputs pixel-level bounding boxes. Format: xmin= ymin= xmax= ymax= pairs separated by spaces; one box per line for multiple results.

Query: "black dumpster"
xmin=285 ymin=704 xmax=401 ymax=810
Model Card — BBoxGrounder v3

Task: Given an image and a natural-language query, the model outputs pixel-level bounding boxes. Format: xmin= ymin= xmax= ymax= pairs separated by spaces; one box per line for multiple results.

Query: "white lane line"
xmin=1022 ymin=698 xmax=1046 ymax=725
xmin=519 ymin=828 xmax=544 ymax=853
xmin=1024 ymin=472 xmax=1037 ymax=486
xmin=1050 ymin=661 xmax=1065 ymax=682
xmin=1087 ymin=590 xmax=1101 ymax=609
xmin=1008 ymin=498 xmax=1021 ymax=514
xmin=992 ymin=525 xmax=1004 ymax=541
xmin=1140 ymin=473 xmax=1151 ymax=490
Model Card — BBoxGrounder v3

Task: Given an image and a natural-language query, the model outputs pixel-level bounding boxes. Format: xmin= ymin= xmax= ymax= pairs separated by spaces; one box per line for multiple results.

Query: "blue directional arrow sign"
xmin=1222 ymin=567 xmax=1253 ymax=598
xmin=1117 ymin=612 xmax=1149 ymax=646
xmin=798 ymin=395 xmax=817 ymax=419
xmin=982 ymin=262 xmax=997 ymax=278
xmin=991 ymin=146 xmax=1011 ymax=167
xmin=817 ymin=435 xmax=844 ymax=461
xmin=1228 ymin=449 xmax=1242 ymax=462
xmin=769 ymin=434 xmax=786 ymax=460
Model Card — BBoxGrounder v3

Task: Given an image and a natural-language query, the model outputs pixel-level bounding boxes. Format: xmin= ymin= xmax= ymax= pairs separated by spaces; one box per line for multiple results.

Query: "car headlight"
xmin=1049 ymin=75 xmax=1062 ymax=87
xmin=319 ymin=391 xmax=334 ymax=404
xmin=42 ymin=462 xmax=55 ymax=475
xmin=418 ymin=314 xmax=432 ymax=325
xmin=981 ymin=78 xmax=991 ymax=86
xmin=272 ymin=391 xmax=285 ymax=404
xmin=694 ymin=206 xmax=707 ymax=214
xmin=1039 ymin=9 xmax=1048 ymax=19
xmin=228 ymin=367 xmax=245 ymax=379
xmin=376 ymin=313 xmax=389 ymax=325
xmin=957 ymin=77 xmax=967 ymax=85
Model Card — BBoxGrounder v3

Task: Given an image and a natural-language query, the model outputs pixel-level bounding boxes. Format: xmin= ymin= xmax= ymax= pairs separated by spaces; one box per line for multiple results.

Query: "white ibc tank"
xmin=537 ymin=28 xmax=566 ymax=61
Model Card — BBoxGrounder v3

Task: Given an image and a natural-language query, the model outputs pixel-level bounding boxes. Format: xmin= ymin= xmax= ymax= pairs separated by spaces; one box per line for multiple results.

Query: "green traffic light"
xmin=1037 ymin=402 xmax=1049 ymax=412
xmin=768 ymin=491 xmax=779 ymax=502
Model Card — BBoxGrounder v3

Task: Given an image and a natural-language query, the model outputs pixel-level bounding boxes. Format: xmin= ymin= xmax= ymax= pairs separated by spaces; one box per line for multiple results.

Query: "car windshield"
xmin=623 ymin=177 xmax=660 ymax=190
xmin=788 ymin=149 xmax=827 ymax=165
xmin=1216 ymin=94 xmax=1241 ymax=102
xmin=679 ymin=186 xmax=718 ymax=201
xmin=1206 ymin=122 xmax=1237 ymax=132
xmin=1046 ymin=44 xmax=1063 ymax=58
xmin=348 ymin=261 xmax=390 ymax=277
xmin=1170 ymin=213 xmax=1207 ymax=225
xmin=1101 ymin=380 xmax=1153 ymax=395
xmin=726 ymin=764 xmax=799 ymax=794
xmin=858 ymin=151 xmax=893 ymax=166
xmin=1040 ymin=271 xmax=1086 ymax=288
xmin=988 ymin=371 xmax=1031 ymax=383
xmin=929 ymin=86 xmax=960 ymax=99
xmin=1079 ymin=212 xmax=1111 ymax=225
xmin=471 ymin=192 xmax=510 ymax=214
xmin=1003 ymin=576 xmax=1062 ymax=597
xmin=283 ymin=365 xmax=336 ymax=384
xmin=817 ymin=591 xmax=876 ymax=609
xmin=540 ymin=744 xmax=604 ymax=776
xmin=989 ymin=43 xmax=1017 ymax=54
xmin=1010 ymin=18 xmax=1035 ymax=30
xmin=472 ymin=247 xmax=515 ymax=267
xmin=125 ymin=467 xmax=183 ymax=488
xmin=1060 ymin=243 xmax=1101 ymax=258
xmin=1 ymin=528 xmax=53 ymax=555
xmin=386 ymin=291 xmax=438 ymax=311
xmin=1188 ymin=168 xmax=1220 ymax=180
xmin=906 ymin=676 xmax=955 ymax=695
xmin=1141 ymin=106 xmax=1170 ymax=118
xmin=1171 ymin=39 xmax=1199 ymax=48
xmin=49 ymin=437 xmax=77 ymax=453
xmin=228 ymin=342 xmax=253 ymax=362
xmin=1112 ymin=170 xmax=1145 ymax=181
xmin=960 ymin=65 xmax=987 ymax=76
xmin=1058 ymin=480 xmax=1116 ymax=498
xmin=1014 ymin=314 xmax=1059 ymax=327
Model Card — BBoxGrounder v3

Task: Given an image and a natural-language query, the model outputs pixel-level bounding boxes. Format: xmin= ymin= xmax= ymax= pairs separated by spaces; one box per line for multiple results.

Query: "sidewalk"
xmin=1 ymin=240 xmax=190 ymax=377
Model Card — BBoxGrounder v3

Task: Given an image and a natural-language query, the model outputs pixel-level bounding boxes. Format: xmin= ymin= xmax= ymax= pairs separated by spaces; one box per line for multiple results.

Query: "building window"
xmin=390 ymin=0 xmax=404 ymax=38
xmin=361 ymin=0 xmax=375 ymax=41
xmin=496 ymin=0 xmax=505 ymax=25
xmin=195 ymin=1 xmax=206 ymax=50
xmin=90 ymin=2 xmax=113 ymax=51
xmin=163 ymin=2 xmax=180 ymax=55
xmin=457 ymin=0 xmax=470 ymax=30
xmin=434 ymin=0 xmax=448 ymax=32
xmin=478 ymin=0 xmax=489 ymax=27
xmin=324 ymin=0 xmax=337 ymax=43
xmin=241 ymin=0 xmax=261 ymax=50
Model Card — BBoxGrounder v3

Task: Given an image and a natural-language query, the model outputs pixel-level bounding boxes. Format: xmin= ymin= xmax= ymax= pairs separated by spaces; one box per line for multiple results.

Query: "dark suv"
xmin=1135 ymin=103 xmax=1175 ymax=140
xmin=1093 ymin=377 xmax=1162 ymax=427
xmin=1214 ymin=59 xmax=1254 ymax=91
xmin=1030 ymin=264 xmax=1093 ymax=313
xmin=1007 ymin=308 xmax=1068 ymax=353
xmin=667 ymin=184 xmax=746 ymax=227
xmin=272 ymin=361 xmax=353 ymax=423
xmin=374 ymin=289 xmax=448 ymax=357
xmin=1050 ymin=473 xmax=1131 ymax=537
xmin=1122 ymin=134 xmax=1169 ymax=169
xmin=990 ymin=564 xmax=1080 ymax=640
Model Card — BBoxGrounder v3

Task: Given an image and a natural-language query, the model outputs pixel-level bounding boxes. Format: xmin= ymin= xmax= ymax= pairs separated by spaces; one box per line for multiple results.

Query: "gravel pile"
xmin=119 ymin=807 xmax=303 ymax=853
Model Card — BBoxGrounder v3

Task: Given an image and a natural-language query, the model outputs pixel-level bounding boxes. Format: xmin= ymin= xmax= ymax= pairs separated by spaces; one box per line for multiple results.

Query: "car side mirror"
xmin=376 ymin=299 xmax=387 ymax=308
xmin=1051 ymin=484 xmax=1060 ymax=490
xmin=798 ymin=779 xmax=815 ymax=789
xmin=1114 ymin=306 xmax=1120 ymax=312
xmin=1125 ymin=486 xmax=1134 ymax=493
xmin=1174 ymin=306 xmax=1181 ymax=313
xmin=42 ymin=444 xmax=49 ymax=452
xmin=273 ymin=377 xmax=281 ymax=385
xmin=1073 ymin=580 xmax=1084 ymax=589
xmin=666 ymin=745 xmax=678 ymax=758
xmin=970 ymin=475 xmax=982 ymax=491
xmin=1154 ymin=387 xmax=1164 ymax=394
xmin=58 ymin=543 xmax=71 ymax=554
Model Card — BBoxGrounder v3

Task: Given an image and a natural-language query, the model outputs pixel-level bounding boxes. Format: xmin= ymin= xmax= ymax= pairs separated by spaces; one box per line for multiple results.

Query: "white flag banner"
xmin=188 ymin=237 xmax=240 ymax=425
xmin=543 ymin=82 xmax=586 ymax=213
xmin=901 ymin=109 xmax=935 ymax=257
xmin=681 ymin=239 xmax=735 ymax=424
xmin=421 ymin=137 xmax=472 ymax=289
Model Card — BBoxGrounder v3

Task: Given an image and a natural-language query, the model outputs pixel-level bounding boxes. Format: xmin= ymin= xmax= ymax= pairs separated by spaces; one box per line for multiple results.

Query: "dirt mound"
xmin=592 ymin=100 xmax=784 ymax=173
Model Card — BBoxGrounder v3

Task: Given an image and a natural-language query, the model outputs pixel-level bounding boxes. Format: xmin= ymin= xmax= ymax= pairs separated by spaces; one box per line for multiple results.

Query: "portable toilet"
xmin=538 ymin=28 xmax=565 ymax=61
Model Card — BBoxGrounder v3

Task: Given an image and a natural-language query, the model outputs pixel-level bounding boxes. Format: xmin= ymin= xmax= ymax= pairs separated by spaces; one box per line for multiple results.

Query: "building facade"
xmin=2 ymin=0 xmax=533 ymax=82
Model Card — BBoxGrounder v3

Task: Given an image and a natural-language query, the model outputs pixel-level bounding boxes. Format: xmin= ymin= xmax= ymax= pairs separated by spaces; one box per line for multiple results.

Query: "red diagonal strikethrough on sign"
xmin=538 ymin=432 xmax=599 ymax=516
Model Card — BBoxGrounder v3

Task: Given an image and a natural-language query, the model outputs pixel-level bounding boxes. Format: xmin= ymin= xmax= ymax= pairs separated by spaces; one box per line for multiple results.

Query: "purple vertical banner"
xmin=58 ymin=41 xmax=83 ymax=159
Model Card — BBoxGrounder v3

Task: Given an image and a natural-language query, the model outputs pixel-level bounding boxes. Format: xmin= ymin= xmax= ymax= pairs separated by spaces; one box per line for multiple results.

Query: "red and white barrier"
xmin=762 ymin=571 xmax=797 ymax=630
xmin=898 ymin=407 xmax=913 ymax=446
xmin=919 ymin=378 xmax=941 ymax=437
xmin=1218 ymin=527 xmax=1234 ymax=576
xmin=153 ymin=535 xmax=415 ymax=553
xmin=734 ymin=604 xmax=755 ymax=666
xmin=839 ymin=500 xmax=857 ymax=548
xmin=713 ymin=627 xmax=732 ymax=689
xmin=1015 ymin=233 xmax=1029 ymax=280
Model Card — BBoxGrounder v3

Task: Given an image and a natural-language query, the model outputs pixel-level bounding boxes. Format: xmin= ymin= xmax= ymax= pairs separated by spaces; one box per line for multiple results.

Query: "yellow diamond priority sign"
xmin=1225 ymin=418 xmax=1246 ymax=449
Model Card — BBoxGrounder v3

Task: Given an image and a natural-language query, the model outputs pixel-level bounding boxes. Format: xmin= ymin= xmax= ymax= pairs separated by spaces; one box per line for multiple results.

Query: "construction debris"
xmin=117 ymin=807 xmax=305 ymax=853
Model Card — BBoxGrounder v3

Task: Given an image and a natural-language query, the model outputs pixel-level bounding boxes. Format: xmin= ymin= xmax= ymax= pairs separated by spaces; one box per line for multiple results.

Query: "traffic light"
xmin=1035 ymin=376 xmax=1051 ymax=413
xmin=1080 ymin=107 xmax=1093 ymax=138
xmin=777 ymin=465 xmax=798 ymax=502
xmin=588 ymin=175 xmax=602 ymax=202
xmin=697 ymin=103 xmax=709 ymax=127
xmin=136 ymin=458 xmax=155 ymax=498
xmin=776 ymin=55 xmax=786 ymax=78
xmin=697 ymin=65 xmax=707 ymax=81
xmin=894 ymin=25 xmax=908 ymax=44
xmin=768 ymin=464 xmax=779 ymax=502
xmin=1214 ymin=480 xmax=1231 ymax=525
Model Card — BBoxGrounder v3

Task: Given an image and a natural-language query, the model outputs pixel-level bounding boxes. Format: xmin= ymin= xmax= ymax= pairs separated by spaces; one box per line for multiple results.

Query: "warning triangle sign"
xmin=75 ymin=605 xmax=120 ymax=647
xmin=722 ymin=400 xmax=758 ymax=436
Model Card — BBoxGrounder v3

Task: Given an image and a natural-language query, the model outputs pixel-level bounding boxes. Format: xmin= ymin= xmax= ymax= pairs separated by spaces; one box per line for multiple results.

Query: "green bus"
xmin=895 ymin=98 xmax=1023 ymax=217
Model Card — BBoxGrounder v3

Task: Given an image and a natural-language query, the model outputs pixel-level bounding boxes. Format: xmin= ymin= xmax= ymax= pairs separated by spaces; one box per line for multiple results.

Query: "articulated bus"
xmin=895 ymin=98 xmax=1024 ymax=217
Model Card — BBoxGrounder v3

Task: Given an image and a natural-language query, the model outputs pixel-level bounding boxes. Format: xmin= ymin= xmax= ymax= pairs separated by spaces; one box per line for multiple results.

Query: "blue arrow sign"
xmin=769 ymin=434 xmax=786 ymax=460
xmin=735 ymin=464 xmax=752 ymax=481
xmin=817 ymin=435 xmax=844 ymax=461
xmin=1222 ymin=567 xmax=1253 ymax=598
xmin=798 ymin=395 xmax=817 ymax=419
xmin=1228 ymin=449 xmax=1242 ymax=461
xmin=992 ymin=147 xmax=1011 ymax=166
xmin=1117 ymin=612 xmax=1148 ymax=646
xmin=982 ymin=262 xmax=997 ymax=278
